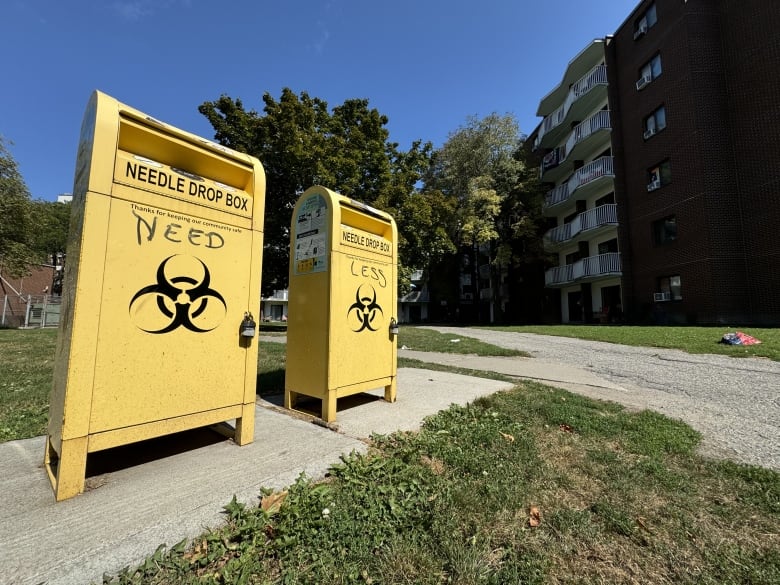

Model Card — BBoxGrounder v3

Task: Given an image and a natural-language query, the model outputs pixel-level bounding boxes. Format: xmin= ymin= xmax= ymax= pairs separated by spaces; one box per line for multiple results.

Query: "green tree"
xmin=29 ymin=199 xmax=71 ymax=267
xmin=426 ymin=113 xmax=524 ymax=249
xmin=199 ymin=89 xmax=433 ymax=295
xmin=0 ymin=137 xmax=35 ymax=277
xmin=422 ymin=113 xmax=547 ymax=322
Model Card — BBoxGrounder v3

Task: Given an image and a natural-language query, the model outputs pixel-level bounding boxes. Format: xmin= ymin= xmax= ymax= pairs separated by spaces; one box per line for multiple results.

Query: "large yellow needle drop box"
xmin=285 ymin=186 xmax=398 ymax=422
xmin=45 ymin=91 xmax=265 ymax=501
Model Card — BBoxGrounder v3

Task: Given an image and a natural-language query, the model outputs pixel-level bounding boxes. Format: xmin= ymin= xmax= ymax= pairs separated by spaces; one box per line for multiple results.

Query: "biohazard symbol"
xmin=347 ymin=284 xmax=384 ymax=332
xmin=129 ymin=255 xmax=227 ymax=334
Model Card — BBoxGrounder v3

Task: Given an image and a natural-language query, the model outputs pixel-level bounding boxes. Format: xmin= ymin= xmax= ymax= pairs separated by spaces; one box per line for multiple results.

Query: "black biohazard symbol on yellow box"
xmin=347 ymin=284 xmax=383 ymax=332
xmin=129 ymin=255 xmax=227 ymax=334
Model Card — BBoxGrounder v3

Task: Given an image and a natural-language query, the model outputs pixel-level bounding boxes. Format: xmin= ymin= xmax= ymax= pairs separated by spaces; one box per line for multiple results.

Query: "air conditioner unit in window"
xmin=635 ymin=74 xmax=652 ymax=91
xmin=633 ymin=21 xmax=648 ymax=40
xmin=462 ymin=293 xmax=473 ymax=301
xmin=643 ymin=127 xmax=657 ymax=140
xmin=653 ymin=292 xmax=671 ymax=302
xmin=647 ymin=177 xmax=661 ymax=191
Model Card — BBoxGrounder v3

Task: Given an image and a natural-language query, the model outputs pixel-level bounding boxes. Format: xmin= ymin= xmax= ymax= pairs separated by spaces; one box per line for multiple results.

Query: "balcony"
xmin=534 ymin=64 xmax=608 ymax=150
xmin=543 ymin=204 xmax=618 ymax=250
xmin=262 ymin=289 xmax=289 ymax=301
xmin=545 ymin=252 xmax=622 ymax=287
xmin=540 ymin=110 xmax=611 ymax=182
xmin=543 ymin=156 xmax=614 ymax=211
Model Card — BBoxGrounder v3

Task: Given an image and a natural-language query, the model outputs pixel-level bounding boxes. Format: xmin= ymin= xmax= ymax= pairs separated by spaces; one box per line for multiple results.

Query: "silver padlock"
xmin=240 ymin=312 xmax=257 ymax=338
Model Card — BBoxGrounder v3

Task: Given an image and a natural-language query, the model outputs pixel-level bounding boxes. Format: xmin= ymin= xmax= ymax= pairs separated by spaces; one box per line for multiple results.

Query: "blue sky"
xmin=2 ymin=0 xmax=640 ymax=201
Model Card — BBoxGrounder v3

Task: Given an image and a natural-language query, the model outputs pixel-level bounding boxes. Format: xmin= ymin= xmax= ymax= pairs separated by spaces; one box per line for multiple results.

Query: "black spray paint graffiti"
xmin=129 ymin=255 xmax=226 ymax=334
xmin=347 ymin=284 xmax=383 ymax=332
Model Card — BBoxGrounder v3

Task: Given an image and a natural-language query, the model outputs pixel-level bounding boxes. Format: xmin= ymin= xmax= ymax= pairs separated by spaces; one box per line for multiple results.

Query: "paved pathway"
xmin=417 ymin=326 xmax=780 ymax=471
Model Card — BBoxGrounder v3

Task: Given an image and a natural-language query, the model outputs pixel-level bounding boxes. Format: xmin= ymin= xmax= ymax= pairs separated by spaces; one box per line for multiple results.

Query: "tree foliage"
xmin=423 ymin=112 xmax=546 ymax=264
xmin=199 ymin=89 xmax=437 ymax=295
xmin=29 ymin=199 xmax=71 ymax=266
xmin=0 ymin=137 xmax=35 ymax=277
xmin=198 ymin=92 xmax=545 ymax=309
xmin=0 ymin=137 xmax=72 ymax=281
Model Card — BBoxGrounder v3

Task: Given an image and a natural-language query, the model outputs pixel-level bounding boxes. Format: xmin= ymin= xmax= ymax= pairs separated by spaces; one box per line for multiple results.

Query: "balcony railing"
xmin=545 ymin=252 xmax=622 ymax=286
xmin=543 ymin=203 xmax=618 ymax=247
xmin=263 ymin=289 xmax=289 ymax=301
xmin=534 ymin=64 xmax=608 ymax=149
xmin=545 ymin=264 xmax=574 ymax=286
xmin=539 ymin=110 xmax=611 ymax=177
xmin=544 ymin=156 xmax=614 ymax=209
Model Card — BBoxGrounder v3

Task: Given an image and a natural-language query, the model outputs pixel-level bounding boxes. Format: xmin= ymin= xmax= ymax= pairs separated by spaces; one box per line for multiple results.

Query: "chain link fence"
xmin=1 ymin=294 xmax=62 ymax=328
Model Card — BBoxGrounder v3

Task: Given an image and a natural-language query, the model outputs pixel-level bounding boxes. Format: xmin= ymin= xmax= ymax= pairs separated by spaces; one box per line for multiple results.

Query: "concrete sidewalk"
xmin=0 ymin=367 xmax=517 ymax=585
xmin=400 ymin=348 xmax=628 ymax=391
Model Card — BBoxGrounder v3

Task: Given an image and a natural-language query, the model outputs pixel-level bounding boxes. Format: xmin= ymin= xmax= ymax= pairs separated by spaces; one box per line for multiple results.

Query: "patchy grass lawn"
xmin=0 ymin=332 xmax=290 ymax=442
xmin=483 ymin=325 xmax=780 ymax=361
xmin=399 ymin=326 xmax=528 ymax=357
xmin=0 ymin=328 xmax=57 ymax=441
xmin=3 ymin=328 xmax=778 ymax=583
xmin=104 ymin=382 xmax=780 ymax=584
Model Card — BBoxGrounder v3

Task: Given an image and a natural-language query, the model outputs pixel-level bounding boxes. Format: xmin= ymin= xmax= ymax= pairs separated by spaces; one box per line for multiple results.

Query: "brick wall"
xmin=609 ymin=0 xmax=779 ymax=324
xmin=0 ymin=265 xmax=56 ymax=327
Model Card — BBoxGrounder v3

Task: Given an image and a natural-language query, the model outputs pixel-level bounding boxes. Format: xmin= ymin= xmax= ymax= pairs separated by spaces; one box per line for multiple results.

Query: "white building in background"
xmin=535 ymin=39 xmax=622 ymax=324
xmin=260 ymin=289 xmax=288 ymax=321
xmin=260 ymin=271 xmax=429 ymax=325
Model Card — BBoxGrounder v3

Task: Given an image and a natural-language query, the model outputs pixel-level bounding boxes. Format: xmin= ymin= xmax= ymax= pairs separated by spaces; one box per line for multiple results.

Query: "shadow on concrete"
xmin=85 ymin=426 xmax=229 ymax=477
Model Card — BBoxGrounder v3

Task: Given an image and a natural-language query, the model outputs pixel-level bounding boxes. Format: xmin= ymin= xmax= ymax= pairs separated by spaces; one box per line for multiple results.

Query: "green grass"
xmin=399 ymin=326 xmax=528 ymax=357
xmin=0 ymin=333 xmax=289 ymax=442
xmin=482 ymin=324 xmax=780 ymax=361
xmin=398 ymin=356 xmax=517 ymax=383
xmin=3 ymin=328 xmax=778 ymax=582
xmin=0 ymin=328 xmax=57 ymax=441
xmin=104 ymin=382 xmax=780 ymax=584
xmin=257 ymin=340 xmax=286 ymax=396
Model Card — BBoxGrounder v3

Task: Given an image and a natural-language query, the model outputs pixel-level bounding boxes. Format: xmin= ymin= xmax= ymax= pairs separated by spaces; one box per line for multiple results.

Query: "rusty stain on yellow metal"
xmin=285 ymin=185 xmax=398 ymax=422
xmin=45 ymin=91 xmax=265 ymax=501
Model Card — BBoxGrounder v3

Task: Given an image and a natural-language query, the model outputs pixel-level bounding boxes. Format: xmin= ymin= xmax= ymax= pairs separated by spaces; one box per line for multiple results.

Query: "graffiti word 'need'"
xmin=133 ymin=210 xmax=224 ymax=249
xmin=125 ymin=161 xmax=249 ymax=211
xmin=341 ymin=229 xmax=391 ymax=253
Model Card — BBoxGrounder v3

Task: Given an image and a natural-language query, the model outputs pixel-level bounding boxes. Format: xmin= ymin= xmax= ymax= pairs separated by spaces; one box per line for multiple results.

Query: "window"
xmin=598 ymin=238 xmax=619 ymax=254
xmin=643 ymin=105 xmax=667 ymax=139
xmin=647 ymin=160 xmax=671 ymax=191
xmin=658 ymin=275 xmax=682 ymax=300
xmin=653 ymin=215 xmax=677 ymax=245
xmin=633 ymin=2 xmax=658 ymax=39
xmin=636 ymin=54 xmax=662 ymax=90
xmin=595 ymin=192 xmax=615 ymax=206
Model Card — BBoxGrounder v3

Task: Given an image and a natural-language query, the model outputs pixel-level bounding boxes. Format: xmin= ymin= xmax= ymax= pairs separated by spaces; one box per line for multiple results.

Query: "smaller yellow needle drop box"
xmin=45 ymin=91 xmax=265 ymax=501
xmin=285 ymin=186 xmax=398 ymax=422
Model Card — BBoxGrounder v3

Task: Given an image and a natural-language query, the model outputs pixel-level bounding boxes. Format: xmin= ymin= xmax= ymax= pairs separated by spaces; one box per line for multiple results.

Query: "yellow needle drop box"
xmin=45 ymin=91 xmax=265 ymax=501
xmin=285 ymin=186 xmax=398 ymax=422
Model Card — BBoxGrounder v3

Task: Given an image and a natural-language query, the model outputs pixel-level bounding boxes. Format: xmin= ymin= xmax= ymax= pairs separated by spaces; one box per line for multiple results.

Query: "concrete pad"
xmin=0 ymin=367 xmax=515 ymax=585
xmin=334 ymin=367 xmax=515 ymax=437
xmin=0 ymin=406 xmax=366 ymax=585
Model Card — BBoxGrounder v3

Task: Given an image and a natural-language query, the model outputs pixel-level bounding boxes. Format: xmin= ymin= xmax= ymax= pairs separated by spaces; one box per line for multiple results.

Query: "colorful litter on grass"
xmin=719 ymin=331 xmax=762 ymax=345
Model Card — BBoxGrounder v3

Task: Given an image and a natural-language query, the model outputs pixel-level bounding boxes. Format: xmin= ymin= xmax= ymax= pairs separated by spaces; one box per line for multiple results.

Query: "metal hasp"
xmin=285 ymin=185 xmax=398 ymax=422
xmin=44 ymin=91 xmax=266 ymax=501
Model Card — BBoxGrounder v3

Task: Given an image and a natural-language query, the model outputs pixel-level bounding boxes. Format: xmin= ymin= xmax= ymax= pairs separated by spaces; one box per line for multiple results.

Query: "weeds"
xmin=104 ymin=382 xmax=780 ymax=584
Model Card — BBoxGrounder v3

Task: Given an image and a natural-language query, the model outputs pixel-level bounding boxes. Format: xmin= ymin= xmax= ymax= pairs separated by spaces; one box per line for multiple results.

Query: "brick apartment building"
xmin=534 ymin=0 xmax=780 ymax=325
